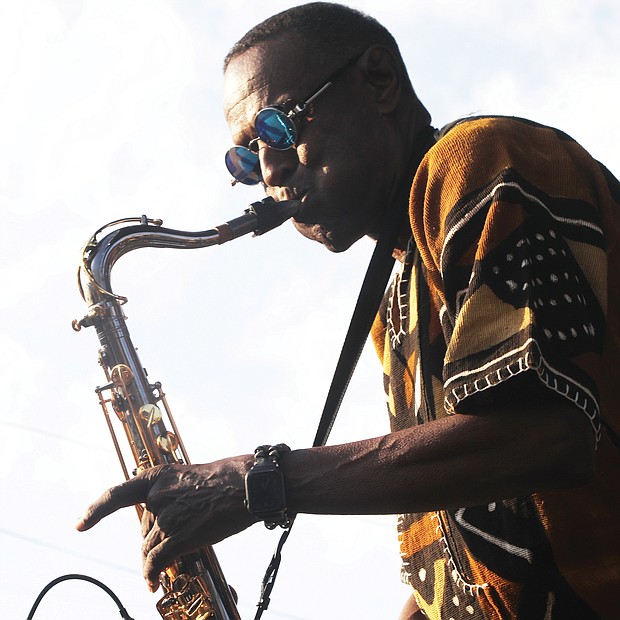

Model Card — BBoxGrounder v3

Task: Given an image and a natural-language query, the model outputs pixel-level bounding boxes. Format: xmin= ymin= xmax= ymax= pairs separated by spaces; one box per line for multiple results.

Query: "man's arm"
xmin=76 ymin=389 xmax=595 ymax=588
xmin=284 ymin=394 xmax=595 ymax=516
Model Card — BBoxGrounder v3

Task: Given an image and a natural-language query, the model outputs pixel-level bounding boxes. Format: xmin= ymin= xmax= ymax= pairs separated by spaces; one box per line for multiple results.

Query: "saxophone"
xmin=72 ymin=198 xmax=299 ymax=620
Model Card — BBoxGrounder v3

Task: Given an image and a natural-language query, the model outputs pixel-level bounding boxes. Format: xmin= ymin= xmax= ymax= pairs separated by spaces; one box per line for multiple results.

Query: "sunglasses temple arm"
xmin=291 ymin=81 xmax=333 ymax=116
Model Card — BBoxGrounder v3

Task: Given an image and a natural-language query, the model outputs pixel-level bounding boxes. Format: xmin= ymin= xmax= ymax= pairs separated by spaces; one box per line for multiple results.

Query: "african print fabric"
xmin=371 ymin=117 xmax=620 ymax=619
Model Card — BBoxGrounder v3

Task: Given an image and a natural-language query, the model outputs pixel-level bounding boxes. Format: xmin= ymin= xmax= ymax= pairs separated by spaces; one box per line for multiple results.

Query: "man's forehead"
xmin=223 ymin=35 xmax=314 ymax=120
xmin=223 ymin=50 xmax=269 ymax=114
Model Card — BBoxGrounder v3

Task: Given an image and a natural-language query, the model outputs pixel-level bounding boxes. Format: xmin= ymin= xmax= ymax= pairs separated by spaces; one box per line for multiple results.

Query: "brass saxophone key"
xmin=111 ymin=364 xmax=133 ymax=388
xmin=140 ymin=403 xmax=163 ymax=426
xmin=157 ymin=431 xmax=179 ymax=454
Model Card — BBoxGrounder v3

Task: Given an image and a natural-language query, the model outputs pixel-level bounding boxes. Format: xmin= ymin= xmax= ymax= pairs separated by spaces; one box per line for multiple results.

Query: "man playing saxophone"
xmin=77 ymin=4 xmax=620 ymax=619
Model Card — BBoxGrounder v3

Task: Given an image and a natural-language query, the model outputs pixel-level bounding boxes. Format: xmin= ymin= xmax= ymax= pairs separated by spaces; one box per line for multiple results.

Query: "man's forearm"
xmin=281 ymin=398 xmax=595 ymax=516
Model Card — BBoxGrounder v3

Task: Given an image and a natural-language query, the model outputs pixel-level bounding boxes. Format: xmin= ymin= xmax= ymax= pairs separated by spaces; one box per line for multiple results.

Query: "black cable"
xmin=26 ymin=573 xmax=136 ymax=620
xmin=254 ymin=521 xmax=294 ymax=620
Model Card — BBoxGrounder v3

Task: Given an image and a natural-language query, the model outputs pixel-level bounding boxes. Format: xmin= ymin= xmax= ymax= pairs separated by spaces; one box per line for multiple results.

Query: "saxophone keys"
xmin=157 ymin=431 xmax=179 ymax=454
xmin=110 ymin=364 xmax=133 ymax=387
xmin=171 ymin=573 xmax=189 ymax=593
xmin=139 ymin=403 xmax=162 ymax=426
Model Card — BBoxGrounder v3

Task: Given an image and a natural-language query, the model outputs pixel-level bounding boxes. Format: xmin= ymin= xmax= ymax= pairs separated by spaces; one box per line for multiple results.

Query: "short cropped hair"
xmin=223 ymin=2 xmax=410 ymax=85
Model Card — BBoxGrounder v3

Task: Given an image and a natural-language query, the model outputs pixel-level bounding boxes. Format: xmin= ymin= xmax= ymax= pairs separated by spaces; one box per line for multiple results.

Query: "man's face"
xmin=223 ymin=35 xmax=395 ymax=252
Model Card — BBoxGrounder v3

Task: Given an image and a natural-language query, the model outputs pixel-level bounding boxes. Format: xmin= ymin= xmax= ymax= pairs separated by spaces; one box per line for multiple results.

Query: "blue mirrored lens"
xmin=255 ymin=107 xmax=297 ymax=150
xmin=225 ymin=146 xmax=262 ymax=185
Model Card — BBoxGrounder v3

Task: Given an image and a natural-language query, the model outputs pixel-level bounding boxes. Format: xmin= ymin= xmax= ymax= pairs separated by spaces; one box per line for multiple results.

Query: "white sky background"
xmin=1 ymin=1 xmax=619 ymax=618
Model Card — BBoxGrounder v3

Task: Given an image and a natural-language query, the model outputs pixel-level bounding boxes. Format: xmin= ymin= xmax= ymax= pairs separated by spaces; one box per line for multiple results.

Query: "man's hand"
xmin=76 ymin=457 xmax=256 ymax=590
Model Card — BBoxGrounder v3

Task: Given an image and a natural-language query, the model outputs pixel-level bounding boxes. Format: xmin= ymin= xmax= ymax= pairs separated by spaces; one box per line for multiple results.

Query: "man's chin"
xmin=292 ymin=221 xmax=355 ymax=253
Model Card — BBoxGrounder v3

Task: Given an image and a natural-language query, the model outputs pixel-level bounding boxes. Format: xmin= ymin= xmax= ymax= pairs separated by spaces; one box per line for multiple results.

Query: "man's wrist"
xmin=244 ymin=444 xmax=293 ymax=529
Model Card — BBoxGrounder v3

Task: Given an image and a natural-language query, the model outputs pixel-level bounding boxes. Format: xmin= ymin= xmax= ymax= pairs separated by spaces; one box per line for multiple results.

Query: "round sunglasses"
xmin=225 ymin=53 xmax=363 ymax=186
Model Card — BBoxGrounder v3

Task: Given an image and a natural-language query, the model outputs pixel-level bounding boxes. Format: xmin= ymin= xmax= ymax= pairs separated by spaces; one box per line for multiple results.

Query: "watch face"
xmin=247 ymin=469 xmax=286 ymax=513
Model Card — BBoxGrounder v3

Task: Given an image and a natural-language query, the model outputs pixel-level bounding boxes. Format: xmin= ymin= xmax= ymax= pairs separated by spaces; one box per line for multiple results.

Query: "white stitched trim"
xmin=388 ymin=242 xmax=415 ymax=348
xmin=431 ymin=512 xmax=489 ymax=596
xmin=439 ymin=181 xmax=603 ymax=278
xmin=444 ymin=338 xmax=602 ymax=443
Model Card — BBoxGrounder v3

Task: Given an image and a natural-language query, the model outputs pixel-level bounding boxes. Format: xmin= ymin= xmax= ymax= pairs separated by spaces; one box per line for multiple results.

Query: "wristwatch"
xmin=244 ymin=444 xmax=292 ymax=529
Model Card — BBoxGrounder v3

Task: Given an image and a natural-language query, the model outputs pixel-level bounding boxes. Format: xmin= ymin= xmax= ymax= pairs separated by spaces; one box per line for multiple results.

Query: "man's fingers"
xmin=141 ymin=507 xmax=156 ymax=539
xmin=143 ymin=535 xmax=181 ymax=589
xmin=75 ymin=476 xmax=151 ymax=531
xmin=141 ymin=519 xmax=165 ymax=564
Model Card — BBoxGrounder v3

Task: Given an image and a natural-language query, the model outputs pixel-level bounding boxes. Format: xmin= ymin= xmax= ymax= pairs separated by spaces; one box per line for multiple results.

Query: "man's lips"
xmin=270 ymin=187 xmax=316 ymax=223
xmin=275 ymin=190 xmax=312 ymax=223
xmin=291 ymin=192 xmax=309 ymax=219
xmin=272 ymin=186 xmax=300 ymax=202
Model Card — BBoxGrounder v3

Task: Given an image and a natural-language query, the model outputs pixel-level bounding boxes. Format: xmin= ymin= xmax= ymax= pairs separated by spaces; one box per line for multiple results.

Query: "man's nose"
xmin=259 ymin=145 xmax=298 ymax=187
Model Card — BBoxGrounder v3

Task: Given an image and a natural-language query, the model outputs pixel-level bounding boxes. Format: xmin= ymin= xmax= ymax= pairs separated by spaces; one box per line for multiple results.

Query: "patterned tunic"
xmin=371 ymin=117 xmax=620 ymax=619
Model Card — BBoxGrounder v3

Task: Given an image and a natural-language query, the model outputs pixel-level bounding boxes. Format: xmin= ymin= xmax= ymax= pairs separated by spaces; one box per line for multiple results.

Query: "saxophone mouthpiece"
xmin=216 ymin=197 xmax=300 ymax=244
xmin=248 ymin=197 xmax=300 ymax=235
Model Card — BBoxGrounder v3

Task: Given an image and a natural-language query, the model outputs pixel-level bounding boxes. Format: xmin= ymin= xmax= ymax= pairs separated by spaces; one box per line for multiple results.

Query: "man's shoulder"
xmin=436 ymin=115 xmax=574 ymax=149
xmin=417 ymin=115 xmax=583 ymax=183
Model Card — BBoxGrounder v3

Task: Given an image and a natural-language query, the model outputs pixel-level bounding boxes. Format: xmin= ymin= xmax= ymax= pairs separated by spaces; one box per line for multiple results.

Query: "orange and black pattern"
xmin=371 ymin=117 xmax=620 ymax=619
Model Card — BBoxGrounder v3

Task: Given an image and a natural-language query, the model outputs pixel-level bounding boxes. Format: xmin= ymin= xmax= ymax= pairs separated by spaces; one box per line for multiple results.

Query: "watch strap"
xmin=245 ymin=444 xmax=292 ymax=529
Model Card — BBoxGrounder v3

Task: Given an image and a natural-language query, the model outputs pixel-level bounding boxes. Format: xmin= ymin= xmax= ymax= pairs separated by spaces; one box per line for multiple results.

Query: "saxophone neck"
xmin=74 ymin=198 xmax=300 ymax=318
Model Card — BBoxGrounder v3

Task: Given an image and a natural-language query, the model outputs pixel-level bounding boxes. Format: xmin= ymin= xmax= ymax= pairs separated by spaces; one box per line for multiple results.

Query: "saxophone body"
xmin=73 ymin=198 xmax=299 ymax=620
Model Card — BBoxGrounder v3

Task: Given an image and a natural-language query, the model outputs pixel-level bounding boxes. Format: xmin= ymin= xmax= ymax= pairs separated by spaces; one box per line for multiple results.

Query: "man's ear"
xmin=357 ymin=45 xmax=402 ymax=114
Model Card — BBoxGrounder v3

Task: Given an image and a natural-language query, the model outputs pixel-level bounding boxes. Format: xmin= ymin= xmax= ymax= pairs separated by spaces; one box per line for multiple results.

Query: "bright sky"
xmin=2 ymin=1 xmax=619 ymax=619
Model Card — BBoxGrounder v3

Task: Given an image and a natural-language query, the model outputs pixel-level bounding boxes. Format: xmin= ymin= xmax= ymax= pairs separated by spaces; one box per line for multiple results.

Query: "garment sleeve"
xmin=410 ymin=117 xmax=608 ymax=441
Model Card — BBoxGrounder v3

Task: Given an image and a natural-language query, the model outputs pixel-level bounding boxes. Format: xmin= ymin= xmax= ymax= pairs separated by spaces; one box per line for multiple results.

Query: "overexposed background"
xmin=1 ymin=1 xmax=618 ymax=618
